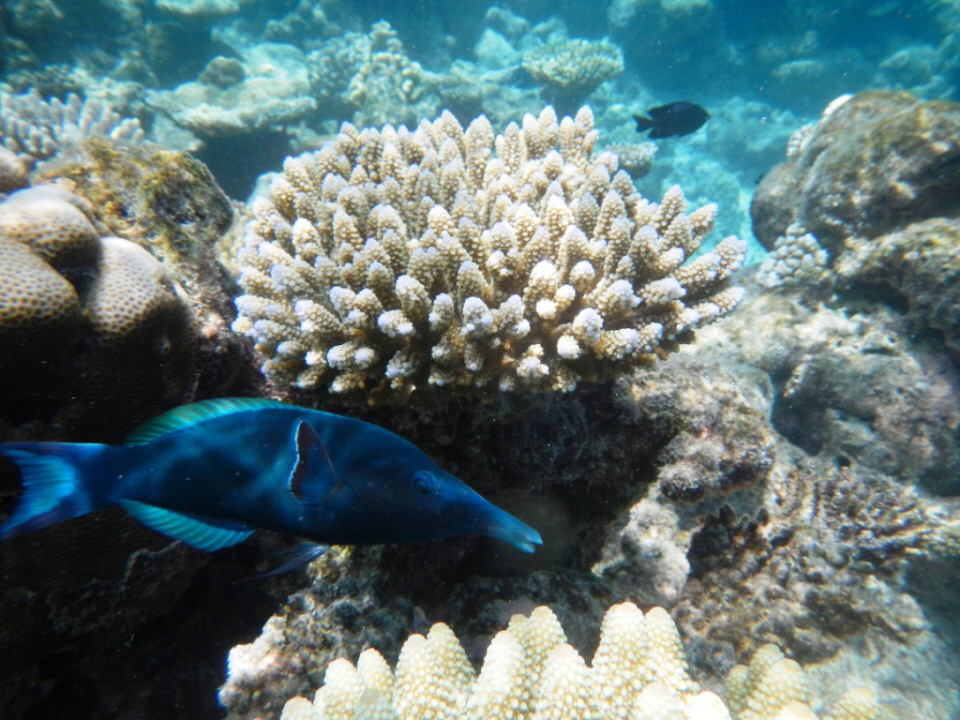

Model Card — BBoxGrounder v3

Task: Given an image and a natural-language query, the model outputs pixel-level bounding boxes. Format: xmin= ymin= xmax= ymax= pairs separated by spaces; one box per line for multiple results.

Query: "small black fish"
xmin=633 ymin=102 xmax=709 ymax=139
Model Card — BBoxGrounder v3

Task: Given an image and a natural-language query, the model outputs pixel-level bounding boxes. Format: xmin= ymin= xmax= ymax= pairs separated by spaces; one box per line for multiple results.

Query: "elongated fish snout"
xmin=482 ymin=506 xmax=543 ymax=554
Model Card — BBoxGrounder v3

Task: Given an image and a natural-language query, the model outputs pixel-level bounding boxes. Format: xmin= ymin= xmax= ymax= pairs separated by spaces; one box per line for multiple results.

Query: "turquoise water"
xmin=1 ymin=1 xmax=959 ymax=718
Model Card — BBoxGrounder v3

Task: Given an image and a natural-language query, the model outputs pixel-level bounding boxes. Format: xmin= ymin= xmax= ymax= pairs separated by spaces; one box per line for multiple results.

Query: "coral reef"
xmin=30 ymin=135 xmax=263 ymax=403
xmin=305 ymin=21 xmax=441 ymax=129
xmin=146 ymin=43 xmax=316 ymax=138
xmin=697 ymin=289 xmax=960 ymax=493
xmin=522 ymin=39 xmax=624 ymax=115
xmin=233 ymin=106 xmax=746 ymax=402
xmin=0 ymin=147 xmax=28 ymax=191
xmin=604 ymin=142 xmax=657 ymax=181
xmin=751 ymin=92 xmax=960 ymax=253
xmin=0 ymin=89 xmax=144 ymax=165
xmin=755 ymin=224 xmax=830 ymax=293
xmin=619 ymin=355 xmax=776 ymax=502
xmin=277 ymin=602 xmax=884 ymax=720
xmin=0 ymin=183 xmax=198 ymax=440
xmin=835 ymin=217 xmax=960 ymax=362
xmin=218 ymin=546 xmax=418 ymax=720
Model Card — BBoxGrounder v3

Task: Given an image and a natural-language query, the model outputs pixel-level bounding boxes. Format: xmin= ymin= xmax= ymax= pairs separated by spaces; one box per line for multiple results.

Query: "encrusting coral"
xmin=278 ymin=602 xmax=886 ymax=720
xmin=233 ymin=106 xmax=746 ymax=402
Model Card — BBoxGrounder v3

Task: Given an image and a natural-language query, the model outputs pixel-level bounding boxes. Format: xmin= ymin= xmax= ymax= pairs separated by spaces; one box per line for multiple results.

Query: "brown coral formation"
xmin=751 ymin=91 xmax=960 ymax=253
xmin=33 ymin=135 xmax=262 ymax=402
xmin=0 ymin=184 xmax=198 ymax=439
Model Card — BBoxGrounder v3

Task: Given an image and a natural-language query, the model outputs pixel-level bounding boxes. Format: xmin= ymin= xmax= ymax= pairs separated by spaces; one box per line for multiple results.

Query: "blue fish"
xmin=0 ymin=399 xmax=541 ymax=564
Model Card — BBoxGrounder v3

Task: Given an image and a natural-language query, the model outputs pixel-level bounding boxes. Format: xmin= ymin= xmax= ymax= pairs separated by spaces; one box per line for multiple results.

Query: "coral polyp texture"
xmin=233 ymin=106 xmax=746 ymax=401
xmin=278 ymin=602 xmax=883 ymax=720
xmin=0 ymin=184 xmax=197 ymax=439
xmin=0 ymin=89 xmax=144 ymax=164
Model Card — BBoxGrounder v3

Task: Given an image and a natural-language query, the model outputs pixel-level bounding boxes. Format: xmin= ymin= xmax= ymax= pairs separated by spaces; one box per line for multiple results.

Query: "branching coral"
xmin=279 ymin=602 xmax=884 ymax=720
xmin=0 ymin=89 xmax=144 ymax=164
xmin=232 ymin=106 xmax=745 ymax=402
xmin=307 ymin=21 xmax=440 ymax=128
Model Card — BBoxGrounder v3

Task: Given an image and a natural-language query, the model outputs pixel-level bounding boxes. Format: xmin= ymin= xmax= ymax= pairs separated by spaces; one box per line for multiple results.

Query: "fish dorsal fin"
xmin=289 ymin=421 xmax=339 ymax=507
xmin=125 ymin=398 xmax=289 ymax=445
xmin=118 ymin=499 xmax=254 ymax=551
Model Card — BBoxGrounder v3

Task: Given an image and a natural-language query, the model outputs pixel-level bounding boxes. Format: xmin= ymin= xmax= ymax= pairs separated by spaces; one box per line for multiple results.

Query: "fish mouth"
xmin=484 ymin=510 xmax=543 ymax=554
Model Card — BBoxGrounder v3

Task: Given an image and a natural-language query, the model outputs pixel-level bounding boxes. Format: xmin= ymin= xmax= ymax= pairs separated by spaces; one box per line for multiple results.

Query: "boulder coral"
xmin=0 ymin=184 xmax=197 ymax=439
xmin=751 ymin=91 xmax=960 ymax=253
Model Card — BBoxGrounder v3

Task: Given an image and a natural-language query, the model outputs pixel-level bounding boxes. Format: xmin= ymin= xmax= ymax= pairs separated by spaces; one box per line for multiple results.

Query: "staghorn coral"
xmin=0 ymin=88 xmax=144 ymax=164
xmin=233 ymin=106 xmax=746 ymax=402
xmin=279 ymin=602 xmax=883 ymax=720
xmin=522 ymin=40 xmax=624 ymax=115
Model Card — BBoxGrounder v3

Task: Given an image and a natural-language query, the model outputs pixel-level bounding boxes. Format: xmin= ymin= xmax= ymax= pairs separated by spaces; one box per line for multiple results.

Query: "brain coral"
xmin=278 ymin=602 xmax=884 ymax=720
xmin=233 ymin=106 xmax=745 ymax=402
xmin=0 ymin=184 xmax=197 ymax=439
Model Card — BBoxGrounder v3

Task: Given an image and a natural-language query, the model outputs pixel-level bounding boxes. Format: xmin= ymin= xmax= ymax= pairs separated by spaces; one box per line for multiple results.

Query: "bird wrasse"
xmin=0 ymin=399 xmax=541 ymax=564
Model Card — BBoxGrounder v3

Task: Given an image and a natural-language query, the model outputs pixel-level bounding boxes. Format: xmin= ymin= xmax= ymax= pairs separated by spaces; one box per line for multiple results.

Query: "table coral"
xmin=277 ymin=602 xmax=883 ymax=720
xmin=523 ymin=39 xmax=624 ymax=115
xmin=233 ymin=106 xmax=745 ymax=402
xmin=145 ymin=43 xmax=316 ymax=138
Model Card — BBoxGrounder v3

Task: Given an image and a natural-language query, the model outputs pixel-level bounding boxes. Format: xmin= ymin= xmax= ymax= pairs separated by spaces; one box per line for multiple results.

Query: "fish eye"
xmin=413 ymin=471 xmax=439 ymax=495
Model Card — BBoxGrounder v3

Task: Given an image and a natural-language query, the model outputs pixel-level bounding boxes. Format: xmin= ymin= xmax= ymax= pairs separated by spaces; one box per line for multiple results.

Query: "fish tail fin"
xmin=633 ymin=114 xmax=654 ymax=132
xmin=0 ymin=443 xmax=108 ymax=540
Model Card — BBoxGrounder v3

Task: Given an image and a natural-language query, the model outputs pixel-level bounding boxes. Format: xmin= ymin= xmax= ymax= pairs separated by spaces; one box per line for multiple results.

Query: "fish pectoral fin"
xmin=118 ymin=500 xmax=254 ymax=551
xmin=289 ymin=421 xmax=338 ymax=507
xmin=255 ymin=541 xmax=329 ymax=579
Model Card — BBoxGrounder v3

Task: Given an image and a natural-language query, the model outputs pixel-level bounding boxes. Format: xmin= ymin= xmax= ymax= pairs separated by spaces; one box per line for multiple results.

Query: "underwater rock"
xmin=751 ymin=91 xmax=960 ymax=253
xmin=696 ymin=289 xmax=960 ymax=495
xmin=836 ymin=217 xmax=960 ymax=365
